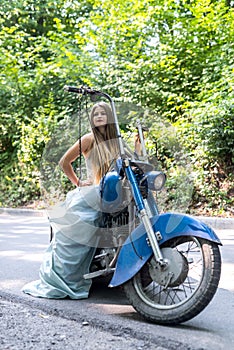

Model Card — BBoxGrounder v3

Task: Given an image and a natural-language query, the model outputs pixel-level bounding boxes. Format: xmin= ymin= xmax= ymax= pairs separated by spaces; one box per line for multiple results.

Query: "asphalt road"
xmin=0 ymin=210 xmax=234 ymax=350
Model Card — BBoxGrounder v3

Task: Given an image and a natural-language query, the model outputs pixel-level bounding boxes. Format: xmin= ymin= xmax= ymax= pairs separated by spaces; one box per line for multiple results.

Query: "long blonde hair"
xmin=87 ymin=102 xmax=119 ymax=184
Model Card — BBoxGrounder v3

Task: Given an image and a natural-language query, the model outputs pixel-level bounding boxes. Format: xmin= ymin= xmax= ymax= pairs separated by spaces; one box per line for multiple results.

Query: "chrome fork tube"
xmin=140 ymin=208 xmax=165 ymax=265
xmin=124 ymin=160 xmax=166 ymax=266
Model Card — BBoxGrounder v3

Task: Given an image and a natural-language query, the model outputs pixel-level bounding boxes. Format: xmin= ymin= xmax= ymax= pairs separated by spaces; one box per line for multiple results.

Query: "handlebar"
xmin=64 ymin=85 xmax=103 ymax=96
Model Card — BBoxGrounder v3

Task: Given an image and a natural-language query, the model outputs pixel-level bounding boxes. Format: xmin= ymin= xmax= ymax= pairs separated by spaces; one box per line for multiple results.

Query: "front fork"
xmin=124 ymin=159 xmax=167 ymax=267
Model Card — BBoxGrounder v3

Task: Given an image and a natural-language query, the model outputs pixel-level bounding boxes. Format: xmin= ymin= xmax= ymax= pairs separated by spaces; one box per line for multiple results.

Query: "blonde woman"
xmin=22 ymin=102 xmax=119 ymax=299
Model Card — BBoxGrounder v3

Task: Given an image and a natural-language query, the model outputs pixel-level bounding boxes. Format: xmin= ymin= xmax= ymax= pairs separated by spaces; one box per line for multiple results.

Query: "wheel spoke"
xmin=135 ymin=236 xmax=205 ymax=309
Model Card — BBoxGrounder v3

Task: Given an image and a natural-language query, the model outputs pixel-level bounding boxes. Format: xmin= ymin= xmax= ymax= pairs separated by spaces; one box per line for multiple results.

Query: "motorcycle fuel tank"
xmin=99 ymin=170 xmax=123 ymax=213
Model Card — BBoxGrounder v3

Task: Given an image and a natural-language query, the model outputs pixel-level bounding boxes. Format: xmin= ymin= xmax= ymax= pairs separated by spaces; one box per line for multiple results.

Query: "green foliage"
xmin=0 ymin=0 xmax=233 ymax=214
xmin=0 ymin=0 xmax=95 ymax=206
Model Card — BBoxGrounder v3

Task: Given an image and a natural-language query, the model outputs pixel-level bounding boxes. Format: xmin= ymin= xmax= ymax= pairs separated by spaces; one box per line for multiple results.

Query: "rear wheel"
xmin=123 ymin=236 xmax=221 ymax=325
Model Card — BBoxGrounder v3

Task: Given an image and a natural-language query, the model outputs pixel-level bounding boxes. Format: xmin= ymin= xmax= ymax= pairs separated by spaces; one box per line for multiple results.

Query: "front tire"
xmin=123 ymin=236 xmax=221 ymax=325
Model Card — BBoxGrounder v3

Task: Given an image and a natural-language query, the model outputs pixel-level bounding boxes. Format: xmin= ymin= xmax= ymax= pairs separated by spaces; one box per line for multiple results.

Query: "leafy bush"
xmin=0 ymin=0 xmax=233 ymax=215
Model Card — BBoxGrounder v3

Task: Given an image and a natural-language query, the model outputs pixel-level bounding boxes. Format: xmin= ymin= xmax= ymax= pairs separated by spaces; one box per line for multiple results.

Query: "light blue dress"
xmin=22 ymin=160 xmax=102 ymax=299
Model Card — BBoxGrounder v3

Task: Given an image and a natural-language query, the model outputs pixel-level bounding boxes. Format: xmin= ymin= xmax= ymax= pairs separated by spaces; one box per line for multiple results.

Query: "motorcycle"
xmin=61 ymin=85 xmax=222 ymax=325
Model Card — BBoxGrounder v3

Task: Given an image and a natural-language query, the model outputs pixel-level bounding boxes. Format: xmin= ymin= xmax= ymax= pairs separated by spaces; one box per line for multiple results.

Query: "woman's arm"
xmin=134 ymin=133 xmax=142 ymax=156
xmin=59 ymin=133 xmax=92 ymax=186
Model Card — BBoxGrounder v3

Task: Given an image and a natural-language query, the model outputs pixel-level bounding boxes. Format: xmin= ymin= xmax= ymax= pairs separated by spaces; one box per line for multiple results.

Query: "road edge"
xmin=1 ymin=207 xmax=233 ymax=229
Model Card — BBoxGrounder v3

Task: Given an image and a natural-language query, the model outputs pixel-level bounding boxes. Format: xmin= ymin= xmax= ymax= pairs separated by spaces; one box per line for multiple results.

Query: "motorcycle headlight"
xmin=146 ymin=171 xmax=166 ymax=191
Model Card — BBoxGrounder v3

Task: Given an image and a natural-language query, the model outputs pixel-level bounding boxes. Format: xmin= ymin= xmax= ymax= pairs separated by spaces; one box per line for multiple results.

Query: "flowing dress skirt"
xmin=22 ymin=186 xmax=102 ymax=299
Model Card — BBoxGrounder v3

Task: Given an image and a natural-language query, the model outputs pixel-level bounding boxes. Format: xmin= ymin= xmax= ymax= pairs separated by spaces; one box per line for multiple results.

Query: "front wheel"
xmin=123 ymin=236 xmax=221 ymax=325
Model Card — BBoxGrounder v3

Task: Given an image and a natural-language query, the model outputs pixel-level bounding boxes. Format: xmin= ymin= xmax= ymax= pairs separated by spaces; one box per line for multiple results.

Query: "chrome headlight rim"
xmin=146 ymin=171 xmax=166 ymax=191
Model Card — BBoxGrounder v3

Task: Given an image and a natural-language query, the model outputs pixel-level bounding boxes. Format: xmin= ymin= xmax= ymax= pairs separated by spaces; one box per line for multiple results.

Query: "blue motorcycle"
xmin=64 ymin=85 xmax=222 ymax=325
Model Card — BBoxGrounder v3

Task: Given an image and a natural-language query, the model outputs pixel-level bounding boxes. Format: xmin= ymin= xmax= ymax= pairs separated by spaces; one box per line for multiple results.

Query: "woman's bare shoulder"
xmin=81 ymin=132 xmax=94 ymax=155
xmin=81 ymin=132 xmax=93 ymax=141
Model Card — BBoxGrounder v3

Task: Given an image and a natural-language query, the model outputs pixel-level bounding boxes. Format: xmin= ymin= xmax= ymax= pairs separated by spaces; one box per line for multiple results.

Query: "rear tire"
xmin=124 ymin=236 xmax=221 ymax=325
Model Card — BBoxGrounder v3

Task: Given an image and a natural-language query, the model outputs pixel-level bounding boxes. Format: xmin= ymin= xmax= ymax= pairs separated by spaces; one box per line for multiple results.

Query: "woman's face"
xmin=92 ymin=106 xmax=108 ymax=128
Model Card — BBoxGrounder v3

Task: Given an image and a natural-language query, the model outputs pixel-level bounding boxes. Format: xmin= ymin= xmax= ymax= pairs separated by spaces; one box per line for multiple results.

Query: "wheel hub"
xmin=149 ymin=248 xmax=189 ymax=288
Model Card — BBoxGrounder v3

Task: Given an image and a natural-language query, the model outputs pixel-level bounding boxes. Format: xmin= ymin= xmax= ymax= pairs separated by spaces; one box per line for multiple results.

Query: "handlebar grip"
xmin=64 ymin=85 xmax=84 ymax=93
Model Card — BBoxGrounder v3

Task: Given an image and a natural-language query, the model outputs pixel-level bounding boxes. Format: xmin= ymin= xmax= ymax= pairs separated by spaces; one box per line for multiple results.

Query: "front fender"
xmin=109 ymin=213 xmax=221 ymax=288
